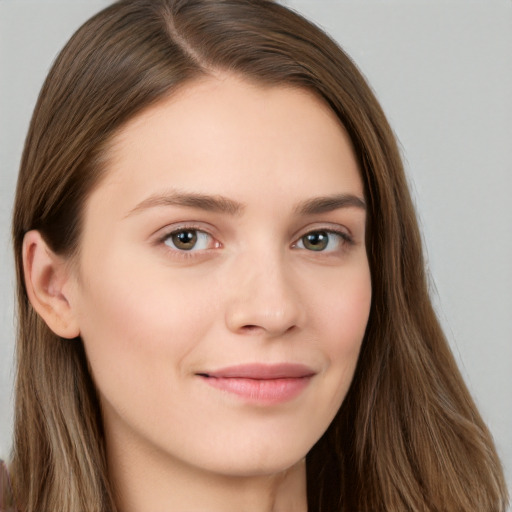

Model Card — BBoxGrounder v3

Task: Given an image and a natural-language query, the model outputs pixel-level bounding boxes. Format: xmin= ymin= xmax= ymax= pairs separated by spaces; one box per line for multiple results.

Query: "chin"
xmin=188 ymin=437 xmax=312 ymax=478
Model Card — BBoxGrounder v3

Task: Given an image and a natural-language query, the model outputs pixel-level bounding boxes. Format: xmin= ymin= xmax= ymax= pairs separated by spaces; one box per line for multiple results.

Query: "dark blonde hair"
xmin=11 ymin=1 xmax=508 ymax=511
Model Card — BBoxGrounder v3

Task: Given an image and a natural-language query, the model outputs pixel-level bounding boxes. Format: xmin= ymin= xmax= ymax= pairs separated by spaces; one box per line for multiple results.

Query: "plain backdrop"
xmin=1 ymin=0 xmax=511 ymax=496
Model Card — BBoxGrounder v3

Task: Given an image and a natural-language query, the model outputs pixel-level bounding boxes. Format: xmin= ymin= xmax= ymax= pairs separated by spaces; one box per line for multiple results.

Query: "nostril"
xmin=239 ymin=324 xmax=296 ymax=336
xmin=242 ymin=325 xmax=259 ymax=332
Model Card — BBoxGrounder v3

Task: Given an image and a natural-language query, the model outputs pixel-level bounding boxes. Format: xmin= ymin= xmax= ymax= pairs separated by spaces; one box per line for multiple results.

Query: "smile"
xmin=197 ymin=363 xmax=316 ymax=404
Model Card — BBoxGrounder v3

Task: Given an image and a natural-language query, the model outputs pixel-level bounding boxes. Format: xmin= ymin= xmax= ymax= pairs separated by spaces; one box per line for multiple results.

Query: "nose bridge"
xmin=224 ymin=244 xmax=304 ymax=336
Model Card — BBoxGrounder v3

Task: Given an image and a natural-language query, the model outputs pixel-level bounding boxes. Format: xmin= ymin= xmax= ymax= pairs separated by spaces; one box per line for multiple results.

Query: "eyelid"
xmin=290 ymin=223 xmax=356 ymax=254
xmin=154 ymin=223 xmax=221 ymax=251
xmin=292 ymin=222 xmax=353 ymax=241
xmin=152 ymin=221 xmax=355 ymax=258
xmin=154 ymin=221 xmax=216 ymax=239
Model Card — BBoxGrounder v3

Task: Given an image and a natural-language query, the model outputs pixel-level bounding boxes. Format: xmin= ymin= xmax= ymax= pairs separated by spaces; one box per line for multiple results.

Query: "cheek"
xmin=74 ymin=253 xmax=218 ymax=400
xmin=312 ymin=267 xmax=371 ymax=400
xmin=311 ymin=259 xmax=371 ymax=340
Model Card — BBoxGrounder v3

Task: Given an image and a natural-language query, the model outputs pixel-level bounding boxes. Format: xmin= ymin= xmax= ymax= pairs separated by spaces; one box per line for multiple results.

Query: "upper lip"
xmin=198 ymin=363 xmax=316 ymax=380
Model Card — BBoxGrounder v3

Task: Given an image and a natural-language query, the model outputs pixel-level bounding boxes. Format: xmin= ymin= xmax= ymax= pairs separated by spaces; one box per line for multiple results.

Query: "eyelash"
xmin=157 ymin=224 xmax=218 ymax=260
xmin=292 ymin=229 xmax=354 ymax=252
xmin=157 ymin=225 xmax=354 ymax=259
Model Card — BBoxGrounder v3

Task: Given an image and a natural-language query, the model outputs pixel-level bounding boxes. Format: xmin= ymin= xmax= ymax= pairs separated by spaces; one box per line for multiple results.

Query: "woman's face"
xmin=68 ymin=75 xmax=371 ymax=477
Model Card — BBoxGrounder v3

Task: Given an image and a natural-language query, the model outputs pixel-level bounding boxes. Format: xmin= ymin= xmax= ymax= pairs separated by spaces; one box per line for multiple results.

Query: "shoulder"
xmin=0 ymin=460 xmax=17 ymax=512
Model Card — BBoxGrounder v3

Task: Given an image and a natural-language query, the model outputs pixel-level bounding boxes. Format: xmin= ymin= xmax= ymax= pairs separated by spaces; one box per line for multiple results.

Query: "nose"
xmin=224 ymin=251 xmax=305 ymax=338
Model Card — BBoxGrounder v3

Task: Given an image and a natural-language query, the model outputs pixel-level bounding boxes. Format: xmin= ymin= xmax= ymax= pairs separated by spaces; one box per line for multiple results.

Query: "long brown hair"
xmin=11 ymin=1 xmax=508 ymax=511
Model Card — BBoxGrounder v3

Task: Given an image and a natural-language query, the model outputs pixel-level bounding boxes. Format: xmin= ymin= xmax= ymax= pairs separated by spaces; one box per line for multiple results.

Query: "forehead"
xmin=92 ymin=74 xmax=363 ymax=214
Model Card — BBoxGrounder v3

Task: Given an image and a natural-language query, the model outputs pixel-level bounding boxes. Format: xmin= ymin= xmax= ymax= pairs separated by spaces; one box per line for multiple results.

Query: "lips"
xmin=197 ymin=363 xmax=315 ymax=404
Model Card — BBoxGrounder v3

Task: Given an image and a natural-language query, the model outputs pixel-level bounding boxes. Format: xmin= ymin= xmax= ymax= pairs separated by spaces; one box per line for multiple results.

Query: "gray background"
xmin=1 ymin=0 xmax=511 ymax=496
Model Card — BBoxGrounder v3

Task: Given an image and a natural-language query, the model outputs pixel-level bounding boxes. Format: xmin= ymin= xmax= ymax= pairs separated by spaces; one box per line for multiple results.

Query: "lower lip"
xmin=199 ymin=376 xmax=312 ymax=404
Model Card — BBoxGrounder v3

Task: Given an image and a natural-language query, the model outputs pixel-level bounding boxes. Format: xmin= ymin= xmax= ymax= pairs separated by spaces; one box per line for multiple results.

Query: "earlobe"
xmin=22 ymin=230 xmax=80 ymax=339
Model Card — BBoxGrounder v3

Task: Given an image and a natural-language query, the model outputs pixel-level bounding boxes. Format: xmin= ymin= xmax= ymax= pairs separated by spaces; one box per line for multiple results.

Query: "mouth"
xmin=196 ymin=363 xmax=316 ymax=404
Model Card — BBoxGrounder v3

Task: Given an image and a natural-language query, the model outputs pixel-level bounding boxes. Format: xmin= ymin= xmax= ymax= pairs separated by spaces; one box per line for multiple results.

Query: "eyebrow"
xmin=126 ymin=190 xmax=244 ymax=217
xmin=126 ymin=190 xmax=366 ymax=217
xmin=294 ymin=194 xmax=366 ymax=215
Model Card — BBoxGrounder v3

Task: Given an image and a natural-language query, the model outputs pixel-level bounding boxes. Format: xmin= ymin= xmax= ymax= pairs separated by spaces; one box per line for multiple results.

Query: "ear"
xmin=22 ymin=230 xmax=80 ymax=339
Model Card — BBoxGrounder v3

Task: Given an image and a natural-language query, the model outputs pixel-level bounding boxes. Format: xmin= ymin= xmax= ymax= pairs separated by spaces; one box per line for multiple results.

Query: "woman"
xmin=4 ymin=0 xmax=508 ymax=510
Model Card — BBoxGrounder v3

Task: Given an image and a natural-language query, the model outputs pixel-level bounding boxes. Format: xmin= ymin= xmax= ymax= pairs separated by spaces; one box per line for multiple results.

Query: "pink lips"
xmin=198 ymin=363 xmax=315 ymax=404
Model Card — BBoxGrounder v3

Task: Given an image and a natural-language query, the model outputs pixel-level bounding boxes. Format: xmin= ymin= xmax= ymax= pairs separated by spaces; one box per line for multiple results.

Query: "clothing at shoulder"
xmin=0 ymin=461 xmax=16 ymax=512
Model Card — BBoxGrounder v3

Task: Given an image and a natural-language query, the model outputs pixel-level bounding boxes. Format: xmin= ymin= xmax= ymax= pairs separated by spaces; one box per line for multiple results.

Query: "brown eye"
xmin=171 ymin=230 xmax=197 ymax=250
xmin=302 ymin=231 xmax=329 ymax=251
xmin=162 ymin=228 xmax=219 ymax=254
xmin=296 ymin=230 xmax=350 ymax=252
xmin=164 ymin=229 xmax=208 ymax=251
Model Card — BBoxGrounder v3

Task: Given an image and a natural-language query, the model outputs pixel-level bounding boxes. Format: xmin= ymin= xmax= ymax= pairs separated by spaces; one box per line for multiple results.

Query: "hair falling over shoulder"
xmin=10 ymin=1 xmax=508 ymax=511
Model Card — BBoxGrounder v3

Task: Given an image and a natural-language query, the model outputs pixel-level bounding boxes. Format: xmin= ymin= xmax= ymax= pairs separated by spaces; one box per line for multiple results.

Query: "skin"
xmin=24 ymin=74 xmax=372 ymax=512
